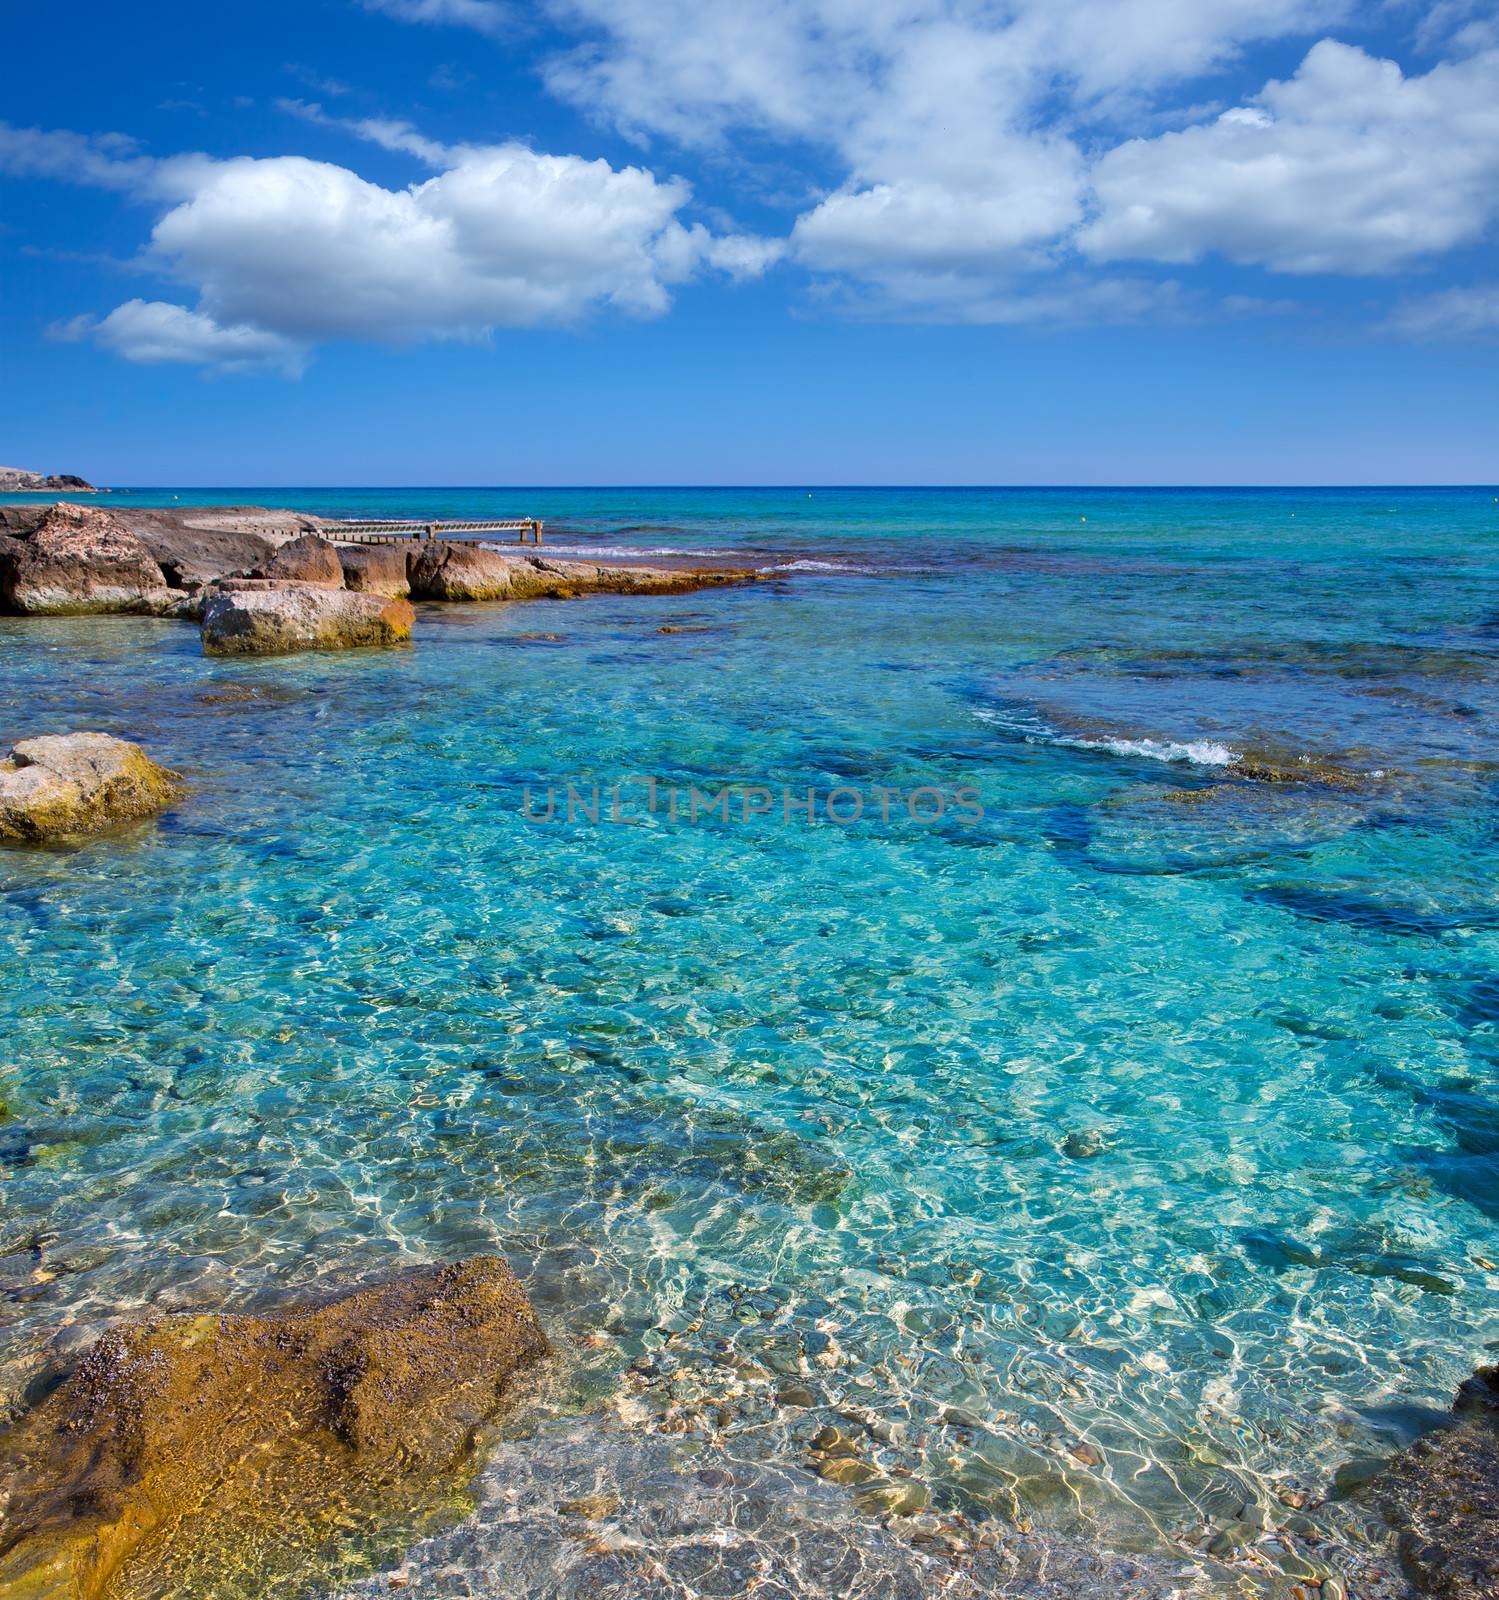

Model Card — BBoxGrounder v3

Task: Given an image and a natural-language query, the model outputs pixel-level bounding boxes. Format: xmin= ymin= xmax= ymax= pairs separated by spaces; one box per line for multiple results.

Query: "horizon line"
xmin=44 ymin=482 xmax=1499 ymax=493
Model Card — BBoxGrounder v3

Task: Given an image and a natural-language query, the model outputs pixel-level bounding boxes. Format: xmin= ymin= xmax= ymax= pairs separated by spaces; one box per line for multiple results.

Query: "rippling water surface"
xmin=3 ymin=487 xmax=1498 ymax=1598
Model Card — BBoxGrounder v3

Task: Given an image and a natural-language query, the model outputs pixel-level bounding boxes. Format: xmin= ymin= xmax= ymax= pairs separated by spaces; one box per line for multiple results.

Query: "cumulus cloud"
xmin=3 ymin=119 xmax=778 ymax=372
xmin=1083 ymin=41 xmax=1499 ymax=272
xmin=533 ymin=2 xmax=1499 ymax=315
xmin=11 ymin=3 xmax=1499 ymax=344
xmin=543 ymin=0 xmax=1344 ymax=147
xmin=1386 ymin=284 xmax=1499 ymax=338
xmin=538 ymin=0 xmax=1368 ymax=315
xmin=57 ymin=301 xmax=305 ymax=375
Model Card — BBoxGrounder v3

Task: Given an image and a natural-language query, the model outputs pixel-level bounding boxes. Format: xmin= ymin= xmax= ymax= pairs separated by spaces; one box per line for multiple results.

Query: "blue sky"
xmin=1 ymin=0 xmax=1496 ymax=485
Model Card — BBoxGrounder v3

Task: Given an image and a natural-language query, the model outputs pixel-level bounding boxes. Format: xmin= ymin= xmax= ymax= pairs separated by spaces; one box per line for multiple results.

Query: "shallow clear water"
xmin=3 ymin=487 xmax=1499 ymax=1597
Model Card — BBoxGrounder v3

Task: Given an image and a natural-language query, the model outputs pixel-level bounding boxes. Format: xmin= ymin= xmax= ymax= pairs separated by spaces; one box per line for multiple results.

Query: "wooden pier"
xmin=330 ymin=518 xmax=544 ymax=546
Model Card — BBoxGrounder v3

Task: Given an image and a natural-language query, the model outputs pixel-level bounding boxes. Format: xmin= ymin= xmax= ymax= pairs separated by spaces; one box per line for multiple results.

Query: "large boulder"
xmin=0 ymin=733 xmax=180 ymax=843
xmin=1370 ymin=1366 xmax=1499 ymax=1599
xmin=0 ymin=1257 xmax=547 ymax=1600
xmin=201 ymin=586 xmax=415 ymax=654
xmin=253 ymin=531 xmax=345 ymax=587
xmin=406 ymin=542 xmax=551 ymax=601
xmin=0 ymin=503 xmax=172 ymax=615
xmin=407 ymin=541 xmax=752 ymax=602
xmin=338 ymin=542 xmax=411 ymax=597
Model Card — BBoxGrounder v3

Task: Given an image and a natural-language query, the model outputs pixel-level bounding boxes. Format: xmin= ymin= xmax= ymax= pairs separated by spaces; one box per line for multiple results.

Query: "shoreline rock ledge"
xmin=0 ymin=1256 xmax=548 ymax=1600
xmin=0 ymin=733 xmax=180 ymax=843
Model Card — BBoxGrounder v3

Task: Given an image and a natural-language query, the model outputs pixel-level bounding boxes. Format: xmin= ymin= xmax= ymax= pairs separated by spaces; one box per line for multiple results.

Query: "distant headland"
xmin=0 ymin=466 xmax=99 ymax=493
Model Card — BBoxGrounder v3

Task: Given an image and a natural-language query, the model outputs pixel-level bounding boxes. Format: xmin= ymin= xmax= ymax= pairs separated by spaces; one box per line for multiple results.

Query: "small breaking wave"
xmin=770 ymin=558 xmax=880 ymax=574
xmin=974 ymin=710 xmax=1236 ymax=768
xmin=1063 ymin=734 xmax=1237 ymax=767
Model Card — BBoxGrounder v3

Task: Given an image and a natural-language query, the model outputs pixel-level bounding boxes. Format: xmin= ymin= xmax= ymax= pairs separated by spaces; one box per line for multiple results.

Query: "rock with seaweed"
xmin=200 ymin=586 xmax=415 ymax=654
xmin=0 ymin=1257 xmax=547 ymax=1600
xmin=0 ymin=733 xmax=180 ymax=844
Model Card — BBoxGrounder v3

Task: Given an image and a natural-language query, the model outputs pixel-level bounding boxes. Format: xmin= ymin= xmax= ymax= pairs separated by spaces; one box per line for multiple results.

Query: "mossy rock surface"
xmin=199 ymin=587 xmax=415 ymax=654
xmin=0 ymin=1257 xmax=548 ymax=1600
xmin=0 ymin=733 xmax=180 ymax=844
xmin=406 ymin=541 xmax=756 ymax=603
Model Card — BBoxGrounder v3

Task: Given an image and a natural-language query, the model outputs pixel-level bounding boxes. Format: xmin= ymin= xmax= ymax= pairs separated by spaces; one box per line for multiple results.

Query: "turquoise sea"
xmin=3 ymin=486 xmax=1499 ymax=1597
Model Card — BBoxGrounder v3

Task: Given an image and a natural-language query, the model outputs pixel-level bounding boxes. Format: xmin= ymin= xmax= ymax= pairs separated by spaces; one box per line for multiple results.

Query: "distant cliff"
xmin=0 ymin=466 xmax=99 ymax=492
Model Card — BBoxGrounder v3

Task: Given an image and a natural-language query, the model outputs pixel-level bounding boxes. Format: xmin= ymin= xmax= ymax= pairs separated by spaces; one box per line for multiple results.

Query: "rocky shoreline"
xmin=0 ymin=501 xmax=762 ymax=839
xmin=0 ymin=499 xmax=1494 ymax=1599
xmin=0 ymin=468 xmax=97 ymax=493
xmin=0 ymin=502 xmax=763 ymax=653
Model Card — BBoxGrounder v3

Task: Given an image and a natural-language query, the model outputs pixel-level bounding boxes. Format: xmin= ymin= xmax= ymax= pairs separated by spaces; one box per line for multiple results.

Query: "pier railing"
xmin=330 ymin=518 xmax=545 ymax=546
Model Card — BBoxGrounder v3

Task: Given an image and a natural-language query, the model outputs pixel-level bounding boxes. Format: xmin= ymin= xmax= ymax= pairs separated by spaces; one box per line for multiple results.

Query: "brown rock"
xmin=0 ymin=733 xmax=180 ymax=843
xmin=560 ymin=1493 xmax=622 ymax=1520
xmin=253 ymin=532 xmax=345 ymax=587
xmin=201 ymin=587 xmax=415 ymax=655
xmin=0 ymin=503 xmax=171 ymax=615
xmin=407 ymin=541 xmax=755 ymax=603
xmin=120 ymin=508 xmax=287 ymax=588
xmin=339 ymin=542 xmax=411 ymax=597
xmin=0 ymin=467 xmax=97 ymax=492
xmin=0 ymin=1257 xmax=547 ymax=1600
xmin=1228 ymin=750 xmax=1366 ymax=789
xmin=1370 ymin=1366 xmax=1499 ymax=1600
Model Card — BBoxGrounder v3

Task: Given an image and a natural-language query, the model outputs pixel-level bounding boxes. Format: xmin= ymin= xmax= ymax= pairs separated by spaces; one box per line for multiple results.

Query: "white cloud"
xmin=10 ymin=5 xmax=1499 ymax=342
xmin=4 ymin=119 xmax=778 ymax=372
xmin=815 ymin=270 xmax=1193 ymax=327
xmin=0 ymin=124 xmax=161 ymax=193
xmin=277 ymin=99 xmax=457 ymax=166
xmin=791 ymin=143 xmax=1084 ymax=280
xmin=1386 ymin=283 xmax=1499 ymax=338
xmin=361 ymin=0 xmax=512 ymax=39
xmin=60 ymin=300 xmax=306 ymax=375
xmin=1083 ymin=41 xmax=1499 ymax=272
xmin=544 ymin=0 xmax=1343 ymax=148
xmin=541 ymin=0 xmax=1356 ymax=315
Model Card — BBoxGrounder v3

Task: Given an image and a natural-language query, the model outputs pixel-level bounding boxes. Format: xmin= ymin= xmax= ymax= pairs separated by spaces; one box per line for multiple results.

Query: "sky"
xmin=1 ymin=0 xmax=1496 ymax=485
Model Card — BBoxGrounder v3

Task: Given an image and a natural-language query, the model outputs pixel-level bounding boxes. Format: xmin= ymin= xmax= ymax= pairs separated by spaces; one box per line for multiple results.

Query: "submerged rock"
xmin=201 ymin=586 xmax=415 ymax=654
xmin=0 ymin=503 xmax=171 ymax=615
xmin=0 ymin=1257 xmax=547 ymax=1600
xmin=407 ymin=541 xmax=753 ymax=603
xmin=339 ymin=542 xmax=411 ymax=597
xmin=1227 ymin=749 xmax=1367 ymax=789
xmin=0 ymin=733 xmax=180 ymax=843
xmin=253 ymin=531 xmax=345 ymax=587
xmin=1370 ymin=1366 xmax=1499 ymax=1600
